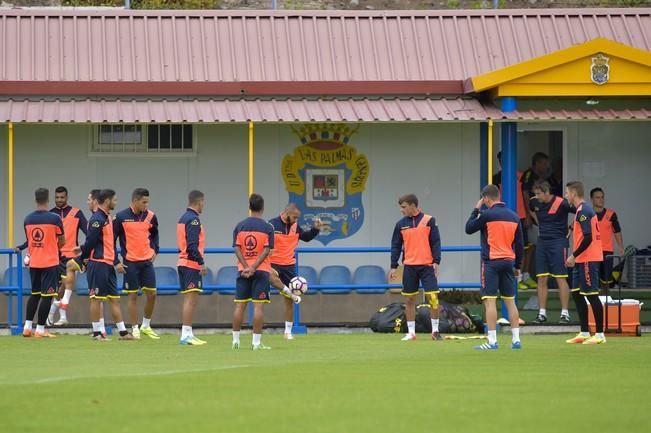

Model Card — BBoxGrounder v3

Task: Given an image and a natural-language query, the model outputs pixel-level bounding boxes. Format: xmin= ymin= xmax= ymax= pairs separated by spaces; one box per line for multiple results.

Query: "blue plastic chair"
xmin=215 ymin=266 xmax=239 ymax=295
xmin=155 ymin=266 xmax=180 ymax=295
xmin=75 ymin=272 xmax=89 ymax=296
xmin=296 ymin=265 xmax=318 ymax=295
xmin=1 ymin=268 xmax=31 ymax=295
xmin=353 ymin=265 xmax=387 ymax=294
xmin=318 ymin=265 xmax=352 ymax=294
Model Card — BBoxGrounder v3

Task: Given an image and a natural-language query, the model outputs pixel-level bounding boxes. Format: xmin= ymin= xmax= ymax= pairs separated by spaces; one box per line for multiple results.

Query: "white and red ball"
xmin=289 ymin=276 xmax=308 ymax=295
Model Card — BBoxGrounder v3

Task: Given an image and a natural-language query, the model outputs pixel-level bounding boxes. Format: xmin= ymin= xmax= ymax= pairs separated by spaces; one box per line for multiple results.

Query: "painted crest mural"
xmin=282 ymin=124 xmax=370 ymax=245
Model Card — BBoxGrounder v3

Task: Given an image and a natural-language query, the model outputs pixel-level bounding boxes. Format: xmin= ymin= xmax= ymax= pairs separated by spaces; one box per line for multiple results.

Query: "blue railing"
xmin=1 ymin=245 xmax=481 ymax=335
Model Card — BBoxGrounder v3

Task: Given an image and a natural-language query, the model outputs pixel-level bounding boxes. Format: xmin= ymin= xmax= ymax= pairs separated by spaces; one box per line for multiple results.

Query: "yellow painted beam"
xmin=470 ymin=38 xmax=651 ymax=93
xmin=496 ymin=83 xmax=651 ymax=97
xmin=8 ymin=122 xmax=14 ymax=247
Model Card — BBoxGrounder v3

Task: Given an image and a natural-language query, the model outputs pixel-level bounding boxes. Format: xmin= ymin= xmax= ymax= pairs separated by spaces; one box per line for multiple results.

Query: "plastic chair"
xmin=353 ymin=265 xmax=387 ymax=294
xmin=318 ymin=265 xmax=352 ymax=294
xmin=154 ymin=266 xmax=180 ymax=295
xmin=215 ymin=266 xmax=239 ymax=295
xmin=297 ymin=265 xmax=318 ymax=294
xmin=1 ymin=268 xmax=31 ymax=295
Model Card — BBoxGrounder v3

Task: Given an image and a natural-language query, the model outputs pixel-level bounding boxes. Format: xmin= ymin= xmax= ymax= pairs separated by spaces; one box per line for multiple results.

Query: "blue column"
xmin=500 ymin=97 xmax=518 ymax=212
xmin=479 ymin=122 xmax=488 ymax=189
xmin=500 ymin=97 xmax=518 ymax=322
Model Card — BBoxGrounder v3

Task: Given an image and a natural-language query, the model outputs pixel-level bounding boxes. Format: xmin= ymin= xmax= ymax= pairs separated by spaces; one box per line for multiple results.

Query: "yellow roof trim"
xmin=470 ymin=38 xmax=651 ymax=93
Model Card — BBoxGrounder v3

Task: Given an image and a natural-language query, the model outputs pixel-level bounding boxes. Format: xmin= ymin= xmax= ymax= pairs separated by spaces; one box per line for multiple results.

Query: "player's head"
xmin=98 ymin=189 xmax=117 ymax=211
xmin=590 ymin=187 xmax=605 ymax=209
xmin=531 ymin=152 xmax=550 ymax=176
xmin=88 ymin=189 xmax=100 ymax=212
xmin=532 ymin=180 xmax=553 ymax=202
xmin=54 ymin=186 xmax=68 ymax=208
xmin=188 ymin=190 xmax=205 ymax=214
xmin=249 ymin=193 xmax=264 ymax=214
xmin=565 ymin=181 xmax=584 ymax=205
xmin=283 ymin=203 xmax=301 ymax=224
xmin=34 ymin=188 xmax=49 ymax=207
xmin=480 ymin=184 xmax=501 ymax=207
xmin=131 ymin=188 xmax=150 ymax=213
xmin=398 ymin=194 xmax=419 ymax=217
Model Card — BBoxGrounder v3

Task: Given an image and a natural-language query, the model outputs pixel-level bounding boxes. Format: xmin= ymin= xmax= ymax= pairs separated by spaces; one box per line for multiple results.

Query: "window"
xmin=92 ymin=124 xmax=194 ymax=154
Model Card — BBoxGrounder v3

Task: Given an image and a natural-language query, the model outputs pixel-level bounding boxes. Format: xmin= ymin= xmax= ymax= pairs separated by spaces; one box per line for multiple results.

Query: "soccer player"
xmin=74 ymin=189 xmax=134 ymax=341
xmin=590 ymin=187 xmax=624 ymax=288
xmin=268 ymin=203 xmax=321 ymax=340
xmin=389 ymin=194 xmax=442 ymax=341
xmin=177 ymin=190 xmax=207 ymax=346
xmin=520 ymin=152 xmax=551 ymax=290
xmin=465 ymin=184 xmax=523 ymax=350
xmin=114 ymin=188 xmax=160 ymax=340
xmin=529 ymin=181 xmax=572 ymax=324
xmin=47 ymin=186 xmax=88 ymax=326
xmin=565 ymin=181 xmax=606 ymax=345
xmin=22 ymin=188 xmax=65 ymax=338
xmin=232 ymin=193 xmax=275 ymax=350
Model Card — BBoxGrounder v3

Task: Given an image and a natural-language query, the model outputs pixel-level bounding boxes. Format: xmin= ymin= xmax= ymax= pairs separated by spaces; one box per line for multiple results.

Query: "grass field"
xmin=1 ymin=333 xmax=650 ymax=433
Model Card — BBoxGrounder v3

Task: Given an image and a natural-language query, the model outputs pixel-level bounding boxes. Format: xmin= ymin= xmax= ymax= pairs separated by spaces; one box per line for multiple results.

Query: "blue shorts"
xmin=572 ymin=261 xmax=600 ymax=295
xmin=599 ymin=251 xmax=614 ymax=284
xmin=235 ymin=270 xmax=270 ymax=303
xmin=87 ymin=261 xmax=119 ymax=300
xmin=30 ymin=267 xmax=59 ymax=297
xmin=402 ymin=265 xmax=439 ymax=296
xmin=481 ymin=260 xmax=516 ymax=300
xmin=178 ymin=266 xmax=202 ymax=294
xmin=123 ymin=260 xmax=157 ymax=293
xmin=57 ymin=256 xmax=84 ymax=281
xmin=535 ymin=238 xmax=569 ymax=279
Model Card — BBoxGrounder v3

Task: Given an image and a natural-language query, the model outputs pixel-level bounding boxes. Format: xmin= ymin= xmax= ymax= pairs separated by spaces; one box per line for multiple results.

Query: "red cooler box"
xmin=588 ymin=299 xmax=642 ymax=336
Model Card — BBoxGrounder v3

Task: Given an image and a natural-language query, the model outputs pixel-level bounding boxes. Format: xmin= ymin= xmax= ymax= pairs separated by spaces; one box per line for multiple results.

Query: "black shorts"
xmin=30 ymin=267 xmax=59 ymax=297
xmin=235 ymin=270 xmax=270 ymax=303
xmin=178 ymin=266 xmax=202 ymax=294
xmin=572 ymin=261 xmax=600 ymax=296
xmin=87 ymin=261 xmax=119 ymax=300
xmin=123 ymin=260 xmax=157 ymax=293
xmin=535 ymin=238 xmax=569 ymax=278
xmin=481 ymin=260 xmax=516 ymax=300
xmin=599 ymin=251 xmax=614 ymax=284
xmin=402 ymin=265 xmax=439 ymax=296
xmin=271 ymin=263 xmax=296 ymax=286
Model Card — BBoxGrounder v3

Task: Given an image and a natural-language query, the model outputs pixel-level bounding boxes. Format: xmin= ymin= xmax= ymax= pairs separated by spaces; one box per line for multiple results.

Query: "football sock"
xmin=407 ymin=321 xmax=415 ymax=335
xmin=284 ymin=322 xmax=293 ymax=334
xmin=252 ymin=333 xmax=262 ymax=346
xmin=487 ymin=330 xmax=497 ymax=345
xmin=431 ymin=319 xmax=439 ymax=333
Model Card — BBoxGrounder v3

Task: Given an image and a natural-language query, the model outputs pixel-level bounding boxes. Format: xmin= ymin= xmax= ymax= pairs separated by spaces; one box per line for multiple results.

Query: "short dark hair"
xmin=132 ymin=188 xmax=150 ymax=201
xmin=35 ymin=188 xmax=49 ymax=205
xmin=90 ymin=189 xmax=101 ymax=201
xmin=55 ymin=186 xmax=68 ymax=195
xmin=531 ymin=152 xmax=549 ymax=167
xmin=532 ymin=180 xmax=551 ymax=194
xmin=249 ymin=193 xmax=264 ymax=213
xmin=566 ymin=181 xmax=584 ymax=198
xmin=590 ymin=187 xmax=604 ymax=198
xmin=398 ymin=194 xmax=419 ymax=207
xmin=188 ymin=190 xmax=204 ymax=205
xmin=97 ymin=189 xmax=116 ymax=205
xmin=481 ymin=184 xmax=500 ymax=200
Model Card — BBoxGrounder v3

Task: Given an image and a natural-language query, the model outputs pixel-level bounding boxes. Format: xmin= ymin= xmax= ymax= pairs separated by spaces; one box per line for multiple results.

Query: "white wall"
xmin=0 ymin=122 xmax=482 ymax=284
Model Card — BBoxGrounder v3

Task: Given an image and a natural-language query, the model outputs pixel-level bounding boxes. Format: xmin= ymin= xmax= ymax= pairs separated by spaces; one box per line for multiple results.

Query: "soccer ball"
xmin=289 ymin=276 xmax=308 ymax=295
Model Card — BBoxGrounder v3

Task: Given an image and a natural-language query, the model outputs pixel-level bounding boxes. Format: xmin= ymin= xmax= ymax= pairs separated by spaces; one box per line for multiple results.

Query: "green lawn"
xmin=1 ymin=333 xmax=649 ymax=433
